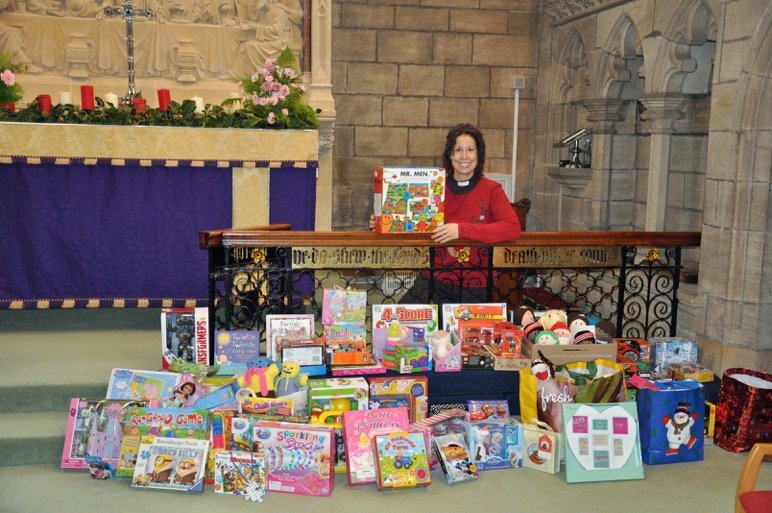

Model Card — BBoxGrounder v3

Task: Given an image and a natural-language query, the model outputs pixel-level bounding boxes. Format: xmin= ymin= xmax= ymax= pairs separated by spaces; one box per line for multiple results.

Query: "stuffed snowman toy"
xmin=662 ymin=401 xmax=698 ymax=456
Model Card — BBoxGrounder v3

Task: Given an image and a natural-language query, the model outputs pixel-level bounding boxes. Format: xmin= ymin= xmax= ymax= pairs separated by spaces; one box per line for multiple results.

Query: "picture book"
xmin=466 ymin=419 xmax=522 ymax=471
xmin=373 ymin=166 xmax=446 ymax=233
xmin=131 ymin=437 xmax=209 ymax=493
xmin=341 ymin=407 xmax=411 ymax=486
xmin=161 ymin=307 xmax=210 ymax=368
xmin=433 ymin=432 xmax=479 ymax=484
xmin=371 ymin=304 xmax=439 ymax=359
xmin=441 ymin=303 xmax=508 ymax=334
xmin=322 ymin=287 xmax=367 ymax=343
xmin=105 ymin=368 xmax=182 ymax=403
xmin=373 ymin=432 xmax=432 ymax=489
xmin=213 ymin=450 xmax=267 ymax=501
xmin=254 ymin=420 xmax=336 ymax=497
xmin=265 ymin=314 xmax=316 ymax=361
xmin=61 ymin=398 xmax=146 ymax=470
xmin=213 ymin=330 xmax=261 ymax=375
xmin=116 ymin=406 xmax=210 ymax=478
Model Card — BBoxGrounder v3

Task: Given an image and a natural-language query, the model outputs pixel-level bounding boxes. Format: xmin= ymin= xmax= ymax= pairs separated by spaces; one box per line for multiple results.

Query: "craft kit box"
xmin=373 ymin=166 xmax=446 ymax=233
xmin=368 ymin=376 xmax=429 ymax=423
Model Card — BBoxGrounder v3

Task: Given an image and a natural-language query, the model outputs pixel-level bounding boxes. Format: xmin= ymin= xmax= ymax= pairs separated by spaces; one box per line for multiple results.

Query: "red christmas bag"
xmin=714 ymin=368 xmax=772 ymax=452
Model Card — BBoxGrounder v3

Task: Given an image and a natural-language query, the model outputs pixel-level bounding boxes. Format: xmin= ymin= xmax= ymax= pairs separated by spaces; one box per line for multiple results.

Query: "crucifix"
xmin=100 ymin=0 xmax=154 ymax=107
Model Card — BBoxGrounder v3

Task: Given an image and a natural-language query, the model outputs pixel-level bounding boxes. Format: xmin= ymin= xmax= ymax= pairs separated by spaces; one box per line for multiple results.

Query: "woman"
xmin=373 ymin=124 xmax=521 ymax=303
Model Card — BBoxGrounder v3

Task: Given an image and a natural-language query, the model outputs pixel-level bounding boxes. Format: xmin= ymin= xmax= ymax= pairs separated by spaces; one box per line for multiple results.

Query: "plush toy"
xmin=534 ymin=330 xmax=560 ymax=345
xmin=513 ymin=305 xmax=536 ymax=328
xmin=567 ymin=313 xmax=589 ymax=332
xmin=594 ymin=320 xmax=616 ymax=343
xmin=523 ymin=321 xmax=544 ymax=343
xmin=539 ymin=309 xmax=567 ymax=331
xmin=236 ymin=363 xmax=280 ymax=397
xmin=572 ymin=329 xmax=596 ymax=345
xmin=274 ymin=361 xmax=309 ymax=396
xmin=550 ymin=322 xmax=571 ymax=345
xmin=431 ymin=330 xmax=454 ymax=359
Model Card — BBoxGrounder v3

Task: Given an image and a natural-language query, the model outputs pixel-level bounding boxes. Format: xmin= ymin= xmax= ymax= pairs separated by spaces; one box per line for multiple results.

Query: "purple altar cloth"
xmin=0 ymin=160 xmax=316 ymax=309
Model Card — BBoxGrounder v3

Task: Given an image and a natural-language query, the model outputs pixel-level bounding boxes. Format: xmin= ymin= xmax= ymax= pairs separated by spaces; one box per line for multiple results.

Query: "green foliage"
xmin=0 ymin=52 xmax=24 ymax=105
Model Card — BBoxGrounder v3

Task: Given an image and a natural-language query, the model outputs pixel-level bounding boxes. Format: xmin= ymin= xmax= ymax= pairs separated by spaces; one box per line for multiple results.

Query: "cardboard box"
xmin=367 ymin=376 xmax=429 ymax=423
xmin=373 ymin=166 xmax=445 ymax=233
xmin=522 ymin=338 xmax=618 ymax=365
xmin=307 ymin=377 xmax=369 ymax=420
xmin=613 ymin=338 xmax=652 ymax=375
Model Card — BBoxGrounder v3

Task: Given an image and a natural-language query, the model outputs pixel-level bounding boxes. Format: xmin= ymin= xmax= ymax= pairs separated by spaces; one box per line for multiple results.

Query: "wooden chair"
xmin=736 ymin=443 xmax=772 ymax=513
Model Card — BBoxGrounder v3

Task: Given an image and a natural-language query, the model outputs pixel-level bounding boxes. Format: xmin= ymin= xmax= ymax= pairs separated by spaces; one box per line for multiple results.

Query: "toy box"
xmin=411 ymin=408 xmax=468 ymax=473
xmin=106 ymin=368 xmax=183 ymax=402
xmin=161 ymin=307 xmax=210 ymax=368
xmin=395 ymin=342 xmax=432 ymax=373
xmin=371 ymin=304 xmax=439 ymax=359
xmin=254 ymin=420 xmax=335 ymax=497
xmin=432 ymin=331 xmax=462 ymax=372
xmin=440 ymin=303 xmax=508 ymax=333
xmin=614 ymin=337 xmax=653 ymax=376
xmin=342 ymin=407 xmax=411 ymax=485
xmin=265 ymin=313 xmax=316 ymax=361
xmin=367 ymin=375 xmax=429 ymax=423
xmin=667 ymin=361 xmax=714 ymax=382
xmin=373 ymin=431 xmax=432 ymax=489
xmin=307 ymin=377 xmax=369 ymax=421
xmin=279 ymin=338 xmax=327 ymax=376
xmin=373 ymin=166 xmax=446 ymax=233
xmin=482 ymin=344 xmax=531 ymax=371
xmin=649 ymin=336 xmax=698 ymax=374
xmin=466 ymin=419 xmax=523 ymax=470
xmin=433 ymin=432 xmax=479 ymax=484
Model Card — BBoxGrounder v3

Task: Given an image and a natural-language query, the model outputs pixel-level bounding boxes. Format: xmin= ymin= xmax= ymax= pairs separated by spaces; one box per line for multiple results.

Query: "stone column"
xmin=638 ymin=93 xmax=688 ymax=231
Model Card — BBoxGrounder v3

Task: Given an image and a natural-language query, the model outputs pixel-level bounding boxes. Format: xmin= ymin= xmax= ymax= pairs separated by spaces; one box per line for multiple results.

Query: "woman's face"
xmin=450 ymin=134 xmax=478 ymax=181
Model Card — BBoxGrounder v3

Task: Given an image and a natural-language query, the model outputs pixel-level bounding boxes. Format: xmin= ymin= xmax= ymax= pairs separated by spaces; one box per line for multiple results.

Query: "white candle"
xmin=59 ymin=92 xmax=72 ymax=105
xmin=228 ymin=91 xmax=242 ymax=112
xmin=104 ymin=92 xmax=119 ymax=108
xmin=191 ymin=96 xmax=205 ymax=113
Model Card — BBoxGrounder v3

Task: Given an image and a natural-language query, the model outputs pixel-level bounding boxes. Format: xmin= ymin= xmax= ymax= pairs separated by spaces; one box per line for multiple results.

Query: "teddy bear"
xmin=274 ymin=361 xmax=309 ymax=396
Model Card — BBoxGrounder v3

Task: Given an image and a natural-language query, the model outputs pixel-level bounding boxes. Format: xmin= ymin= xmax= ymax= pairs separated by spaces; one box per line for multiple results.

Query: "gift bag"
xmin=522 ymin=419 xmax=561 ymax=474
xmin=636 ymin=379 xmax=704 ymax=464
xmin=520 ymin=357 xmax=627 ymax=433
xmin=714 ymin=368 xmax=772 ymax=452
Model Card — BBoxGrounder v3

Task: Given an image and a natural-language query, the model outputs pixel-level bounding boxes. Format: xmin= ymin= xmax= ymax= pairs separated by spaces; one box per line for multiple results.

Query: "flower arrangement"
xmin=0 ymin=52 xmax=24 ymax=107
xmin=229 ymin=47 xmax=320 ymax=129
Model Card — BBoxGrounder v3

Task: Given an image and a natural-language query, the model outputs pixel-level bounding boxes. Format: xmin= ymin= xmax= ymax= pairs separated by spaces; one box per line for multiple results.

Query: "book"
xmin=61 ymin=398 xmax=146 ymax=470
xmin=255 ymin=420 xmax=336 ymax=497
xmin=433 ymin=432 xmax=479 ymax=484
xmin=213 ymin=330 xmax=261 ymax=375
xmin=213 ymin=450 xmax=267 ymax=500
xmin=161 ymin=307 xmax=210 ymax=368
xmin=105 ymin=368 xmax=182 ymax=403
xmin=373 ymin=431 xmax=432 ymax=489
xmin=115 ymin=406 xmax=210 ymax=478
xmin=341 ymin=407 xmax=411 ymax=486
xmin=373 ymin=166 xmax=446 ymax=233
xmin=265 ymin=314 xmax=315 ymax=361
xmin=131 ymin=437 xmax=209 ymax=493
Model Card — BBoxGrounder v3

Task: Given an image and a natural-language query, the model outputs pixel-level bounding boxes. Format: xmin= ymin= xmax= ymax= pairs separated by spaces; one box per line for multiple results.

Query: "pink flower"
xmin=280 ymin=84 xmax=290 ymax=97
xmin=264 ymin=59 xmax=275 ymax=73
xmin=267 ymin=111 xmax=275 ymax=124
xmin=1 ymin=70 xmax=15 ymax=87
xmin=282 ymin=108 xmax=289 ymax=116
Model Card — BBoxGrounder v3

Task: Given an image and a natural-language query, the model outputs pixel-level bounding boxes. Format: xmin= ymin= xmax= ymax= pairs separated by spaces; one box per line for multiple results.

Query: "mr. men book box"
xmin=374 ymin=167 xmax=446 ymax=233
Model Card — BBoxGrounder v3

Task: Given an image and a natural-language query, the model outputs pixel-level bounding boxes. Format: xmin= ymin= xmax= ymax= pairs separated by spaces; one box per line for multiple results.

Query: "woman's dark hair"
xmin=442 ymin=123 xmax=486 ymax=178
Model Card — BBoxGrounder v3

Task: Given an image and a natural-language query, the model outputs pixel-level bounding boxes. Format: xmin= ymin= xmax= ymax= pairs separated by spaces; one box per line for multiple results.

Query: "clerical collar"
xmin=448 ymin=173 xmax=481 ymax=195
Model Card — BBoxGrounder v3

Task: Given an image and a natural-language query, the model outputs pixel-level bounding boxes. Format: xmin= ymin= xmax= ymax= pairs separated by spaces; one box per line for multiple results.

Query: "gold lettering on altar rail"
xmin=292 ymin=247 xmax=430 ymax=269
xmin=493 ymin=246 xmax=621 ymax=268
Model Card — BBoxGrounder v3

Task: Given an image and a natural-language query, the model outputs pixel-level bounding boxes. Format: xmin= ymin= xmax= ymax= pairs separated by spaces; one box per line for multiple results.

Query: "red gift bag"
xmin=714 ymin=368 xmax=772 ymax=452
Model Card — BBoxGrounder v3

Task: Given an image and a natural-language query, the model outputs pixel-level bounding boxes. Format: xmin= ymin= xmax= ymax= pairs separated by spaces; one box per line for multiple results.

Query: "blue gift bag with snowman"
xmin=636 ymin=379 xmax=705 ymax=464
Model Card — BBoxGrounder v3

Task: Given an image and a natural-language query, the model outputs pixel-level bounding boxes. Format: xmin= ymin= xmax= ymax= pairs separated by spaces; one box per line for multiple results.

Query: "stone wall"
xmin=330 ymin=0 xmax=540 ymax=230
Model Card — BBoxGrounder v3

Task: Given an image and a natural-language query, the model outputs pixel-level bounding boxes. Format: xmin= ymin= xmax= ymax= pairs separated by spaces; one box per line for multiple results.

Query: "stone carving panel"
xmin=0 ymin=0 xmax=304 ymax=82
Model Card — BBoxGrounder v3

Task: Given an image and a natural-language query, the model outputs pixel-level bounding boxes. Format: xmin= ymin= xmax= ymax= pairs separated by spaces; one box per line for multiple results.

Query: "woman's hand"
xmin=431 ymin=223 xmax=460 ymax=244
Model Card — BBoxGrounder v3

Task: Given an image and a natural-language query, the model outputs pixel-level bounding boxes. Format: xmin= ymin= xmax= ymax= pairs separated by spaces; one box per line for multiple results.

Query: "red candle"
xmin=133 ymin=97 xmax=147 ymax=114
xmin=37 ymin=94 xmax=52 ymax=114
xmin=157 ymin=89 xmax=171 ymax=111
xmin=80 ymin=85 xmax=95 ymax=110
xmin=0 ymin=104 xmax=14 ymax=112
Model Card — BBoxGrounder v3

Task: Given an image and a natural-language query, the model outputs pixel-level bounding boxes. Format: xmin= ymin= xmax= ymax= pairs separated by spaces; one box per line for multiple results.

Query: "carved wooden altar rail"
xmin=199 ymin=227 xmax=701 ymax=349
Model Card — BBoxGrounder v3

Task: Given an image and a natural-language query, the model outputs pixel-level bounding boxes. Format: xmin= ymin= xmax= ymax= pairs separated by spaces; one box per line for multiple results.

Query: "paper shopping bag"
xmin=636 ymin=379 xmax=704 ymax=464
xmin=522 ymin=419 xmax=561 ymax=474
